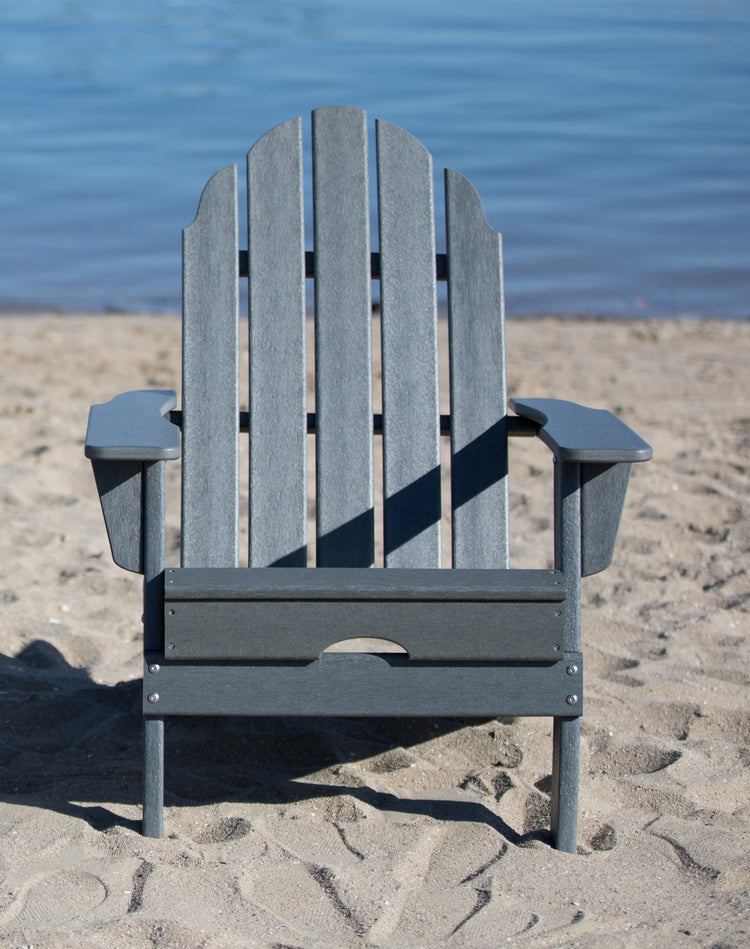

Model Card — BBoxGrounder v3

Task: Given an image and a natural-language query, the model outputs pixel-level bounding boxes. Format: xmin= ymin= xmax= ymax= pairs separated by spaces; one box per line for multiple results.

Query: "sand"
xmin=0 ymin=313 xmax=748 ymax=948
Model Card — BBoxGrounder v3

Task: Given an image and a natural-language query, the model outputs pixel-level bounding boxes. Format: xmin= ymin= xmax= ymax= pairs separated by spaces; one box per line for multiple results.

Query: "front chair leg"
xmin=143 ymin=716 xmax=165 ymax=838
xmin=551 ymin=715 xmax=580 ymax=853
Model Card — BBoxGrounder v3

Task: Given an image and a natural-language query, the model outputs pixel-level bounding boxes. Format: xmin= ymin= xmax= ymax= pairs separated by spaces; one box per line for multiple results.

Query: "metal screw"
xmin=147 ymin=693 xmax=160 ymax=704
xmin=566 ymin=694 xmax=579 ymax=706
xmin=566 ymin=664 xmax=580 ymax=676
xmin=553 ymin=644 xmax=560 ymax=652
xmin=168 ymin=642 xmax=176 ymax=651
xmin=148 ymin=663 xmax=160 ymax=674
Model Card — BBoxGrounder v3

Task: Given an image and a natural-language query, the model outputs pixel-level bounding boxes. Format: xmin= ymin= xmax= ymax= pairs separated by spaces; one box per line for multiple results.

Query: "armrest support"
xmin=510 ymin=398 xmax=651 ymax=576
xmin=85 ymin=390 xmax=182 ymax=460
xmin=509 ymin=397 xmax=652 ymax=463
xmin=86 ymin=391 xmax=180 ymax=573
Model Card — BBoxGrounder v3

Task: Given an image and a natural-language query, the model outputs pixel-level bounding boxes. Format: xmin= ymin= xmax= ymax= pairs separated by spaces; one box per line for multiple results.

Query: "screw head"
xmin=148 ymin=663 xmax=160 ymax=674
xmin=147 ymin=692 xmax=160 ymax=704
xmin=566 ymin=664 xmax=580 ymax=676
xmin=566 ymin=694 xmax=579 ymax=706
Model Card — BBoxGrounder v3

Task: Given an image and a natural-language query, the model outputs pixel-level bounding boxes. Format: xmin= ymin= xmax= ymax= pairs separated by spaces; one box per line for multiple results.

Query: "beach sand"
xmin=0 ymin=313 xmax=748 ymax=947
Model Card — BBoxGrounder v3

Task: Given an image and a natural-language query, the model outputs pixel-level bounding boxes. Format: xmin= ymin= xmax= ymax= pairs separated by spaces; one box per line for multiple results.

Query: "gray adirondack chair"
xmin=85 ymin=107 xmax=651 ymax=849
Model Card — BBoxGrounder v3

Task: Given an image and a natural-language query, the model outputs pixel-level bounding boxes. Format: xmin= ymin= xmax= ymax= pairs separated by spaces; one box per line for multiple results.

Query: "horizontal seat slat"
xmin=165 ymin=567 xmax=565 ymax=601
xmin=163 ymin=567 xmax=566 ymax=662
xmin=163 ymin=601 xmax=565 ymax=661
xmin=143 ymin=652 xmax=583 ymax=718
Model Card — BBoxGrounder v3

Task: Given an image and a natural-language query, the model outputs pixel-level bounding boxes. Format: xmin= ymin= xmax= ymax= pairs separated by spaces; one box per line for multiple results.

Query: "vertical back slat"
xmin=181 ymin=165 xmax=239 ymax=567
xmin=312 ymin=106 xmax=374 ymax=567
xmin=376 ymin=120 xmax=441 ymax=567
xmin=247 ymin=118 xmax=307 ymax=567
xmin=446 ymin=169 xmax=509 ymax=568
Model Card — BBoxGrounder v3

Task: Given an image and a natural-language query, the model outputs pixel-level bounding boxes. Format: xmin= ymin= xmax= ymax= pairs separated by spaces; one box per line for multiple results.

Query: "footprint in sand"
xmin=194 ymin=816 xmax=252 ymax=844
xmin=649 ymin=815 xmax=750 ymax=883
xmin=0 ymin=870 xmax=107 ymax=932
xmin=589 ymin=732 xmax=682 ymax=776
xmin=589 ymin=823 xmax=617 ymax=851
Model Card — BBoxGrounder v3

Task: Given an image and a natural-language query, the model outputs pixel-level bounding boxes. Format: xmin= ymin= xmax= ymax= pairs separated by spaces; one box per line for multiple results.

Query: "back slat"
xmin=312 ymin=106 xmax=374 ymax=567
xmin=247 ymin=117 xmax=307 ymax=567
xmin=446 ymin=169 xmax=509 ymax=568
xmin=376 ymin=120 xmax=441 ymax=567
xmin=181 ymin=165 xmax=239 ymax=567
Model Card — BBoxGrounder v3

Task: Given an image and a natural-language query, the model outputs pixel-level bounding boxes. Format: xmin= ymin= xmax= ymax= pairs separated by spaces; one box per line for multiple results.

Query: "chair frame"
xmin=86 ymin=108 xmax=651 ymax=849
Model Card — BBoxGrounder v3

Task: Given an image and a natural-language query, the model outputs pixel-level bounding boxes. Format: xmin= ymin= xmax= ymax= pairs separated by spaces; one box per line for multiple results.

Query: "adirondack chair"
xmin=85 ymin=107 xmax=651 ymax=849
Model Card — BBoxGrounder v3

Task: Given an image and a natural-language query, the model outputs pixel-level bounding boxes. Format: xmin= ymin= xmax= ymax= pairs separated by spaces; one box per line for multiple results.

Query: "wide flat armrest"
xmin=509 ymin=398 xmax=652 ymax=463
xmin=85 ymin=390 xmax=182 ymax=461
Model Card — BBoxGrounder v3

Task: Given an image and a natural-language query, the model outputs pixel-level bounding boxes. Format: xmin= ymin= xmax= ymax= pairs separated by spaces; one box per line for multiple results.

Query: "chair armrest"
xmin=85 ymin=391 xmax=180 ymax=572
xmin=85 ymin=390 xmax=182 ymax=461
xmin=511 ymin=398 xmax=651 ymax=576
xmin=509 ymin=397 xmax=652 ymax=463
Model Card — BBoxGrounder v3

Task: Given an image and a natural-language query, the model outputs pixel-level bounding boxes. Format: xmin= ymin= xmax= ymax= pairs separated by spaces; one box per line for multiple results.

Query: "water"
xmin=0 ymin=0 xmax=748 ymax=318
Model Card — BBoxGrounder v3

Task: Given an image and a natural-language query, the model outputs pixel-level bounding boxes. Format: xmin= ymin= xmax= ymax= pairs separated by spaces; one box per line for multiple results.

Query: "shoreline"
xmin=1 ymin=303 xmax=749 ymax=323
xmin=0 ymin=313 xmax=748 ymax=946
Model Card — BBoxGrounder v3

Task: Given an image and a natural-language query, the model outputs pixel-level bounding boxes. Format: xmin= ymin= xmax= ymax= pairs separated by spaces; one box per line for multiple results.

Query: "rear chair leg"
xmin=143 ymin=716 xmax=165 ymax=838
xmin=551 ymin=715 xmax=579 ymax=853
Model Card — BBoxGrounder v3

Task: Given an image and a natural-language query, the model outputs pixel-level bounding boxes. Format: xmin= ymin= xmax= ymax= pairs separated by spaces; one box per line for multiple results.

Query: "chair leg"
xmin=551 ymin=715 xmax=579 ymax=853
xmin=143 ymin=716 xmax=165 ymax=838
xmin=141 ymin=462 xmax=167 ymax=838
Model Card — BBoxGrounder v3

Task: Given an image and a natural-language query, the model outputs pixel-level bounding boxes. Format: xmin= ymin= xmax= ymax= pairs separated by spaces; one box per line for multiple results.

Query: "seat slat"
xmin=446 ymin=169 xmax=509 ymax=568
xmin=165 ymin=567 xmax=566 ymax=600
xmin=164 ymin=600 xmax=565 ymax=661
xmin=312 ymin=106 xmax=374 ymax=566
xmin=165 ymin=566 xmax=566 ymax=661
xmin=145 ymin=654 xmax=583 ymax=719
xmin=247 ymin=117 xmax=307 ymax=567
xmin=181 ymin=165 xmax=239 ymax=567
xmin=376 ymin=120 xmax=441 ymax=567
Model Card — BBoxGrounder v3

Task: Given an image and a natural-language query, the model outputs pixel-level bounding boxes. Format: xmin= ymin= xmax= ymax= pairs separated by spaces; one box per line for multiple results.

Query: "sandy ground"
xmin=0 ymin=313 xmax=748 ymax=948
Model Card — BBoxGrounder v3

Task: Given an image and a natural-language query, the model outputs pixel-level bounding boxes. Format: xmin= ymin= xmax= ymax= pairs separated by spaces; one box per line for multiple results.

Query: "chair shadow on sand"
xmin=0 ymin=639 xmax=547 ymax=846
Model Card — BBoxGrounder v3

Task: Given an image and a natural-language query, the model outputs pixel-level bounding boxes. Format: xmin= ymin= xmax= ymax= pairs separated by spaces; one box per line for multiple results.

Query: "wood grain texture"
xmin=182 ymin=164 xmax=239 ymax=567
xmin=445 ymin=168 xmax=508 ymax=568
xmin=312 ymin=106 xmax=374 ymax=567
xmin=247 ymin=117 xmax=307 ymax=567
xmin=144 ymin=652 xmax=583 ymax=718
xmin=376 ymin=119 xmax=441 ymax=567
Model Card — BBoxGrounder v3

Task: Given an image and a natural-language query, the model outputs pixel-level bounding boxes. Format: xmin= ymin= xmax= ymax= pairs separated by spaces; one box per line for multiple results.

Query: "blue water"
xmin=1 ymin=0 xmax=748 ymax=317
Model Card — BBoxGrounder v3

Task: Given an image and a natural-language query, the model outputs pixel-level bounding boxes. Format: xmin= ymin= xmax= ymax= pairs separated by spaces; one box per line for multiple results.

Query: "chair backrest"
xmin=180 ymin=106 xmax=508 ymax=572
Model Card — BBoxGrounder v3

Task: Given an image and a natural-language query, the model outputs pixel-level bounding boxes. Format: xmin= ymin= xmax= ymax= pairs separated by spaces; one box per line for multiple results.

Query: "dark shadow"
xmin=0 ymin=640 xmax=534 ymax=844
xmin=316 ymin=508 xmax=375 ymax=567
xmin=383 ymin=465 xmax=441 ymax=558
xmin=268 ymin=546 xmax=308 ymax=568
xmin=450 ymin=419 xmax=508 ymax=510
xmin=270 ymin=416 xmax=508 ymax=567
xmin=312 ymin=418 xmax=509 ymax=561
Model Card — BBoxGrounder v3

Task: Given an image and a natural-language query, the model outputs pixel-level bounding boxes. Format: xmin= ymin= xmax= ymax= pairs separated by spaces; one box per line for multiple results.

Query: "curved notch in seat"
xmin=323 ymin=638 xmax=408 ymax=655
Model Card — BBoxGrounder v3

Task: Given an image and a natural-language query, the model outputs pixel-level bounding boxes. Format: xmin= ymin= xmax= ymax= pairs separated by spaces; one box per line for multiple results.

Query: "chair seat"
xmin=164 ymin=567 xmax=566 ymax=661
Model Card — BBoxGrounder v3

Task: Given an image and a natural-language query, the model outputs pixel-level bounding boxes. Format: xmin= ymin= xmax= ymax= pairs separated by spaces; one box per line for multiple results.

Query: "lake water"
xmin=1 ymin=0 xmax=748 ymax=318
